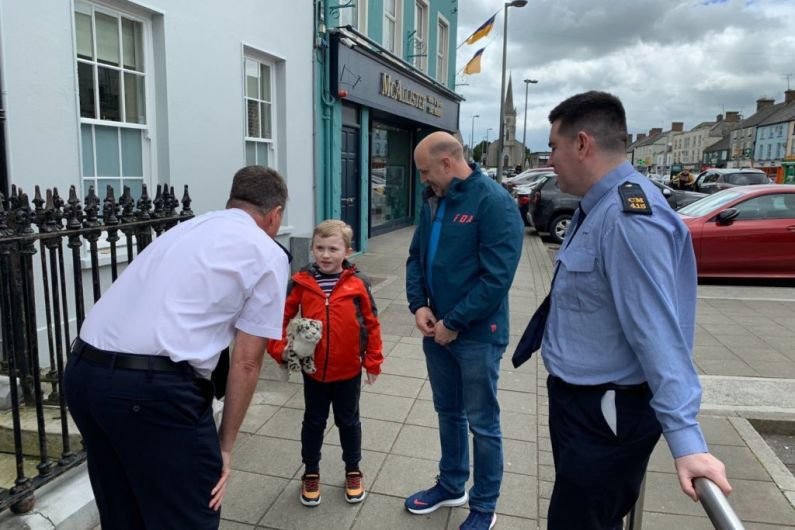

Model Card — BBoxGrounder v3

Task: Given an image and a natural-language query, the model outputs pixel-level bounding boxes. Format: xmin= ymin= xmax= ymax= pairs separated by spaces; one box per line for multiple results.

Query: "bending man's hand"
xmin=433 ymin=320 xmax=458 ymax=345
xmin=674 ymin=452 xmax=731 ymax=501
xmin=209 ymin=449 xmax=231 ymax=511
xmin=414 ymin=307 xmax=437 ymax=336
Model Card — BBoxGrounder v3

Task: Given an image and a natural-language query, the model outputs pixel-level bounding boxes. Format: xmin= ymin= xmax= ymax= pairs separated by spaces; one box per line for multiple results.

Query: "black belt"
xmin=550 ymin=375 xmax=650 ymax=393
xmin=73 ymin=338 xmax=194 ymax=375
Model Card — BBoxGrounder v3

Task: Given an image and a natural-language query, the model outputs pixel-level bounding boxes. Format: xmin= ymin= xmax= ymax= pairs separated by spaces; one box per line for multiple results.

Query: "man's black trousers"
xmin=301 ymin=373 xmax=362 ymax=473
xmin=546 ymin=375 xmax=662 ymax=530
xmin=65 ymin=350 xmax=220 ymax=530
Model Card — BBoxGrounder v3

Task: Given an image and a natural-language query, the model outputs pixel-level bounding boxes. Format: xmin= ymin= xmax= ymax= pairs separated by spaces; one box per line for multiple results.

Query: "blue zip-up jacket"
xmin=406 ymin=165 xmax=524 ymax=345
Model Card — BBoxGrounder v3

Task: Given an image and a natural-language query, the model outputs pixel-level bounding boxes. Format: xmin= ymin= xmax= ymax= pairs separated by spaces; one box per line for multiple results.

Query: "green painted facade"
xmin=314 ymin=0 xmax=459 ymax=252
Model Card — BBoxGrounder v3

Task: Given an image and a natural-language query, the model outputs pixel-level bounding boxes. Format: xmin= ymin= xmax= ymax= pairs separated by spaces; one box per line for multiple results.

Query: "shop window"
xmin=436 ymin=15 xmax=449 ymax=84
xmin=338 ymin=0 xmax=367 ymax=31
xmin=370 ymin=123 xmax=412 ymax=232
xmin=244 ymin=56 xmax=275 ymax=167
xmin=413 ymin=0 xmax=428 ymax=72
xmin=75 ymin=1 xmax=149 ymax=202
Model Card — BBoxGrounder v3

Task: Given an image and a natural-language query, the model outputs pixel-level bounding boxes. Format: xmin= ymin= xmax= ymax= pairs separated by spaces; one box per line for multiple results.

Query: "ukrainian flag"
xmin=463 ymin=48 xmax=485 ymax=75
xmin=465 ymin=14 xmax=496 ymax=45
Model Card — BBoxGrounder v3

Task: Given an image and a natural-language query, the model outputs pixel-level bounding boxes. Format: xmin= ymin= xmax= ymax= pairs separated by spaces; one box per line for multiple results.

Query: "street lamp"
xmin=485 ymin=128 xmax=493 ymax=166
xmin=470 ymin=114 xmax=480 ymax=162
xmin=522 ymin=79 xmax=538 ymax=169
xmin=496 ymin=0 xmax=528 ymax=182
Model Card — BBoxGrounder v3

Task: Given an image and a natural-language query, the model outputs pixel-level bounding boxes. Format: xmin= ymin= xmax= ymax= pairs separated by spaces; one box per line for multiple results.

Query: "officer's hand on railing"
xmin=695 ymin=477 xmax=746 ymax=530
xmin=674 ymin=452 xmax=732 ymax=501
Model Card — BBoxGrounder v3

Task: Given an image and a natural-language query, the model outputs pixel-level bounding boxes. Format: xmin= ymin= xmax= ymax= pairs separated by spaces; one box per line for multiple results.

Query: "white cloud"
xmin=455 ymin=0 xmax=795 ymax=153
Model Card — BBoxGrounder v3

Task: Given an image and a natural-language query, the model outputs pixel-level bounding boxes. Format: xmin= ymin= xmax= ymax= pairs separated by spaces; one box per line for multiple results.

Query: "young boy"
xmin=268 ymin=220 xmax=383 ymax=507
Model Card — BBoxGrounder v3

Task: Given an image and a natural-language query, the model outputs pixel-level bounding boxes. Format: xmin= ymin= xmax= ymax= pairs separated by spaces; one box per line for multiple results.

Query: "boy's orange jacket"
xmin=267 ymin=263 xmax=383 ymax=382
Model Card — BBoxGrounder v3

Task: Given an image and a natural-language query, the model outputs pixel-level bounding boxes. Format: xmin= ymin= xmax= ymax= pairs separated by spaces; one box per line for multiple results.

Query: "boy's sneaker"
xmin=404 ymin=479 xmax=468 ymax=514
xmin=460 ymin=510 xmax=497 ymax=530
xmin=344 ymin=470 xmax=366 ymax=503
xmin=300 ymin=473 xmax=321 ymax=506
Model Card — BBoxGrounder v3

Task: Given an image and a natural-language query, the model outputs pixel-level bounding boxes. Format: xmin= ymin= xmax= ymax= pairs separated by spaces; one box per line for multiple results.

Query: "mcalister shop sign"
xmin=330 ymin=33 xmax=460 ymax=132
xmin=379 ymin=73 xmax=443 ymax=118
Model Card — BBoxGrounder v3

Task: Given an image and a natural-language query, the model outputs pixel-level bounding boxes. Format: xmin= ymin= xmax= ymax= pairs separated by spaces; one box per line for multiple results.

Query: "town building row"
xmin=626 ymin=90 xmax=795 ymax=183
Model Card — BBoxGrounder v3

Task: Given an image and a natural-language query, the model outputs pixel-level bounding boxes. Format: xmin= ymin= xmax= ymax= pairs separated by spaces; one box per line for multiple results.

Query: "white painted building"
xmin=0 ymin=0 xmax=315 ymax=360
xmin=0 ymin=0 xmax=315 ymax=239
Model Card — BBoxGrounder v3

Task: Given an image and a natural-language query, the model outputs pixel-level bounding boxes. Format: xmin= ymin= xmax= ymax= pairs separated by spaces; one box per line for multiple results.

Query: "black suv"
xmin=526 ymin=175 xmax=708 ymax=244
xmin=527 ymin=175 xmax=578 ymax=244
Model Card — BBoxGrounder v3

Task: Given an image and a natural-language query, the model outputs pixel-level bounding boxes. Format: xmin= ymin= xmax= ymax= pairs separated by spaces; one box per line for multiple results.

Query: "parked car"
xmin=503 ymin=168 xmax=555 ymax=189
xmin=647 ymin=173 xmax=667 ymax=185
xmin=693 ymin=168 xmax=768 ymax=194
xmin=650 ymin=180 xmax=707 ymax=210
xmin=527 ymin=175 xmax=578 ymax=244
xmin=515 ymin=182 xmax=542 ymax=227
xmin=678 ymin=185 xmax=795 ymax=278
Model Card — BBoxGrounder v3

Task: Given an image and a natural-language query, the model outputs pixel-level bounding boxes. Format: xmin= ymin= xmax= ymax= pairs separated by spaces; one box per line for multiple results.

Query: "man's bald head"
xmin=414 ymin=132 xmax=473 ymax=197
xmin=415 ymin=131 xmax=466 ymax=162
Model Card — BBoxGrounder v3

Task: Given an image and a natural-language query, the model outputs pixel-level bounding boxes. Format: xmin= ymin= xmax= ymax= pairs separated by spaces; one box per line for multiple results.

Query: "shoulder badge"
xmin=618 ymin=181 xmax=652 ymax=215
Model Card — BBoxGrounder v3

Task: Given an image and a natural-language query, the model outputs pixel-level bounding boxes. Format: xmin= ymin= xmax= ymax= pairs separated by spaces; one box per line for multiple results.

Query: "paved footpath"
xmin=221 ymin=227 xmax=795 ymax=530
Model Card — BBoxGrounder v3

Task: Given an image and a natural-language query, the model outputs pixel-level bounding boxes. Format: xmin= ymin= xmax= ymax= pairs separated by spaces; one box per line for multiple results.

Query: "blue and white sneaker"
xmin=404 ymin=479 xmax=468 ymax=514
xmin=460 ymin=510 xmax=497 ymax=530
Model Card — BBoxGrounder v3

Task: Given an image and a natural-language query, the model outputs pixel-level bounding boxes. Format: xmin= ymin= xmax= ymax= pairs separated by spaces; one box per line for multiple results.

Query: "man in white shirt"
xmin=64 ymin=166 xmax=290 ymax=530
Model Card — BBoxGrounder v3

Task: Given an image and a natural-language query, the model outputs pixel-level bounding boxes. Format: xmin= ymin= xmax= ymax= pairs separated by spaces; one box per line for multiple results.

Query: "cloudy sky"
xmin=454 ymin=0 xmax=795 ymax=153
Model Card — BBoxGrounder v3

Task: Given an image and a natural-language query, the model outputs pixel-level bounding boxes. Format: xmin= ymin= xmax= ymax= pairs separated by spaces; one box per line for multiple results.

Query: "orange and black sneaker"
xmin=344 ymin=470 xmax=366 ymax=503
xmin=300 ymin=473 xmax=321 ymax=507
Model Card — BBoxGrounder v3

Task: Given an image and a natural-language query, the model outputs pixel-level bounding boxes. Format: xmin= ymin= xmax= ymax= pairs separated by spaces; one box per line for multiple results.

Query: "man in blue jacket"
xmin=404 ymin=131 xmax=524 ymax=530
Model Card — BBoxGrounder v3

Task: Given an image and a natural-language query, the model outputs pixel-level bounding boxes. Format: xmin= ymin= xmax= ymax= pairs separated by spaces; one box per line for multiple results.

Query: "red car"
xmin=678 ymin=185 xmax=795 ymax=278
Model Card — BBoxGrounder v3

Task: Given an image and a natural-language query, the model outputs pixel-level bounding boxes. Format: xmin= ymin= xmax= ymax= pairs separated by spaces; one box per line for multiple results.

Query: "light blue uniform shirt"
xmin=542 ymin=162 xmax=707 ymax=458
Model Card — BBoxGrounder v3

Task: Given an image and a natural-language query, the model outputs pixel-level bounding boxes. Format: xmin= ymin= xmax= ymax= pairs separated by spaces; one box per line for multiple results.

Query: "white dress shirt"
xmin=80 ymin=208 xmax=289 ymax=377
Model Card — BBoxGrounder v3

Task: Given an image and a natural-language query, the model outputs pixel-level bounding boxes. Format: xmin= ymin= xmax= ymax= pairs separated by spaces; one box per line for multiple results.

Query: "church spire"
xmin=505 ymin=74 xmax=515 ymax=114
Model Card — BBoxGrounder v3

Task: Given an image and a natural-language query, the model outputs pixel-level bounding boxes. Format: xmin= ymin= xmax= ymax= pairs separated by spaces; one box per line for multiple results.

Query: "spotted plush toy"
xmin=282 ymin=317 xmax=322 ymax=375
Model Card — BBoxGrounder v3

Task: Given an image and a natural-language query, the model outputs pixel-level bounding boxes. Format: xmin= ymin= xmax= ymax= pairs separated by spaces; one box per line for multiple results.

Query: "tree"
xmin=473 ymin=140 xmax=490 ymax=165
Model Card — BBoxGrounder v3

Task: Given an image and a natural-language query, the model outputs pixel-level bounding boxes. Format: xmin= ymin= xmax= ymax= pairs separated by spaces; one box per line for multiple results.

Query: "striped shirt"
xmin=312 ymin=269 xmax=341 ymax=296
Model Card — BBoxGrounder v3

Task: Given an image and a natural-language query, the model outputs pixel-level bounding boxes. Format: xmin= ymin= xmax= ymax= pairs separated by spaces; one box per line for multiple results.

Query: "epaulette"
xmin=618 ymin=181 xmax=652 ymax=215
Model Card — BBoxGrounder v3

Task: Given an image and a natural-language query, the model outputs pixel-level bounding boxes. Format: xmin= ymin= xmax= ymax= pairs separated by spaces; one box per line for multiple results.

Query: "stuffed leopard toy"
xmin=282 ymin=317 xmax=322 ymax=375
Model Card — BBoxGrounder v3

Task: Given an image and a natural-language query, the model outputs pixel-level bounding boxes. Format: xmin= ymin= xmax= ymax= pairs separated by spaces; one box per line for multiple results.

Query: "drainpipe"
xmin=316 ymin=1 xmax=336 ymax=222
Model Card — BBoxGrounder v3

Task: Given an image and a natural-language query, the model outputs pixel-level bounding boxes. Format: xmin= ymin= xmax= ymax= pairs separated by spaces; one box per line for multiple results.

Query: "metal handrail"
xmin=695 ymin=478 xmax=746 ymax=530
xmin=626 ymin=476 xmax=744 ymax=530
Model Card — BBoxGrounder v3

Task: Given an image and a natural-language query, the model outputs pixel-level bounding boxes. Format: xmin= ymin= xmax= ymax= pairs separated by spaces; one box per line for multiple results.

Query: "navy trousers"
xmin=64 ymin=352 xmax=221 ymax=530
xmin=301 ymin=373 xmax=362 ymax=473
xmin=546 ymin=375 xmax=662 ymax=530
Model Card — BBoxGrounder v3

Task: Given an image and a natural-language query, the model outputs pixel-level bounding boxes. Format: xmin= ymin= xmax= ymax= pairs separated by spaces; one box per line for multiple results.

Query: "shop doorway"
xmin=341 ymin=125 xmax=360 ymax=250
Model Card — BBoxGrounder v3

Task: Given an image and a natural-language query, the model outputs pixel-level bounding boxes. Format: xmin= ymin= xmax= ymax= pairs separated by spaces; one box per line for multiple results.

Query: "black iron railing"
xmin=0 ymin=182 xmax=193 ymax=514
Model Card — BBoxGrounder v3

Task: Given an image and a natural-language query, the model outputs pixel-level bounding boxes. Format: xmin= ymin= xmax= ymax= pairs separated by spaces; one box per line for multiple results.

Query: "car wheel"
xmin=549 ymin=214 xmax=572 ymax=245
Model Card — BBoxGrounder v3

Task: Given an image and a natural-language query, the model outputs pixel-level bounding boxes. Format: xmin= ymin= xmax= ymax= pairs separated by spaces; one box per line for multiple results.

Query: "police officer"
xmin=531 ymin=92 xmax=731 ymax=529
xmin=64 ymin=166 xmax=290 ymax=529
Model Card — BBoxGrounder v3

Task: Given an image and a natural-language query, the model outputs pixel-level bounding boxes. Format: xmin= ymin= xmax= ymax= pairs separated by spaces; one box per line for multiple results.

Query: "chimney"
xmin=649 ymin=128 xmax=662 ymax=136
xmin=725 ymin=111 xmax=740 ymax=122
xmin=626 ymin=133 xmax=633 ymax=144
xmin=716 ymin=114 xmax=723 ymax=122
xmin=756 ymin=97 xmax=775 ymax=111
xmin=671 ymin=122 xmax=684 ymax=132
xmin=636 ymin=133 xmax=647 ymax=141
xmin=786 ymin=90 xmax=795 ymax=104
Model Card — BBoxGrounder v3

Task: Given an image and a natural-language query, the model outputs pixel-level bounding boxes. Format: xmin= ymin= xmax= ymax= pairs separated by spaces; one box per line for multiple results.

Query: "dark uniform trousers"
xmin=64 ymin=343 xmax=221 ymax=530
xmin=546 ymin=375 xmax=662 ymax=530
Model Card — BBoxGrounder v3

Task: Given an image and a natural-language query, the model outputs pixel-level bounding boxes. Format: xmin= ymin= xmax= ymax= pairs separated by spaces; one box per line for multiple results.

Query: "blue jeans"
xmin=423 ymin=336 xmax=504 ymax=512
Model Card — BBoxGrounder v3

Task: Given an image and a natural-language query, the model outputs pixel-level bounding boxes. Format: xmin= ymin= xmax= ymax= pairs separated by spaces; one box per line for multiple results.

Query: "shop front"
xmin=783 ymin=157 xmax=795 ymax=184
xmin=321 ymin=30 xmax=461 ymax=250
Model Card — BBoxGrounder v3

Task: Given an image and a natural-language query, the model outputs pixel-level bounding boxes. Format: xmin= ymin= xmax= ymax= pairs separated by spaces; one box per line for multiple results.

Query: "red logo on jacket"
xmin=453 ymin=213 xmax=475 ymax=224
